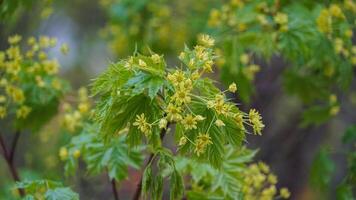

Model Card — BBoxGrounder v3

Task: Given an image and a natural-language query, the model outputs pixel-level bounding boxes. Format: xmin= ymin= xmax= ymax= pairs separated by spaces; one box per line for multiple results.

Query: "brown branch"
xmin=111 ymin=178 xmax=119 ymax=200
xmin=132 ymin=123 xmax=170 ymax=200
xmin=9 ymin=130 xmax=21 ymax=163
xmin=0 ymin=132 xmax=25 ymax=197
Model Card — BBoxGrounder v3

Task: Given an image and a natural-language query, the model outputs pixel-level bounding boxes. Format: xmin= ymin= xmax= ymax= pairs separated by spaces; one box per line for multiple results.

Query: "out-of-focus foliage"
xmin=0 ymin=35 xmax=69 ymax=131
xmin=209 ymin=0 xmax=355 ymax=125
xmin=15 ymin=179 xmax=79 ymax=200
xmin=310 ymin=125 xmax=356 ymax=199
xmin=99 ymin=0 xmax=217 ymax=56
xmin=100 ymin=0 xmax=356 ymax=126
xmin=0 ymin=0 xmax=54 ymax=20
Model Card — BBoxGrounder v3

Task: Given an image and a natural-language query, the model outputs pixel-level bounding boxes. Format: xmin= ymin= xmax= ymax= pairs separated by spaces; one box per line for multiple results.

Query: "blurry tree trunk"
xmin=0 ymin=131 xmax=25 ymax=197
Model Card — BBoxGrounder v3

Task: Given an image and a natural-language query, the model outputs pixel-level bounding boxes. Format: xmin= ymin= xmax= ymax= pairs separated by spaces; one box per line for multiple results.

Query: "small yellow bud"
xmin=59 ymin=147 xmax=68 ymax=160
xmin=178 ymin=136 xmax=187 ymax=146
xmin=280 ymin=188 xmax=290 ymax=199
xmin=8 ymin=35 xmax=22 ymax=45
xmin=0 ymin=106 xmax=7 ymax=119
xmin=228 ymin=82 xmax=237 ymax=93
xmin=159 ymin=118 xmax=168 ymax=129
xmin=138 ymin=59 xmax=147 ymax=67
xmin=73 ymin=149 xmax=81 ymax=158
xmin=240 ymin=54 xmax=249 ymax=65
xmin=215 ymin=119 xmax=225 ymax=127
xmin=330 ymin=105 xmax=340 ymax=116
xmin=151 ymin=54 xmax=161 ymax=64
xmin=60 ymin=43 xmax=69 ymax=55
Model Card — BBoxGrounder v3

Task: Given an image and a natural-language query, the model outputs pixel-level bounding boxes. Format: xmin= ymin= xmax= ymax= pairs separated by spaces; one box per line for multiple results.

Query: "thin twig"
xmin=111 ymin=178 xmax=119 ymax=200
xmin=0 ymin=132 xmax=25 ymax=197
xmin=132 ymin=123 xmax=170 ymax=200
xmin=9 ymin=130 xmax=21 ymax=163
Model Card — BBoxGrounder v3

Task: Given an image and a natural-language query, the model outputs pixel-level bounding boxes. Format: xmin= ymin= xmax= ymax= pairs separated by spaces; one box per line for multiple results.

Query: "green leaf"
xmin=336 ymin=184 xmax=354 ymax=200
xmin=342 ymin=125 xmax=356 ymax=144
xmin=142 ymin=166 xmax=153 ymax=199
xmin=45 ymin=187 xmax=79 ymax=200
xmin=309 ymin=148 xmax=335 ymax=191
xmin=170 ymin=170 xmax=184 ymax=200
xmin=124 ymin=71 xmax=165 ymax=99
xmin=301 ymin=105 xmax=332 ymax=127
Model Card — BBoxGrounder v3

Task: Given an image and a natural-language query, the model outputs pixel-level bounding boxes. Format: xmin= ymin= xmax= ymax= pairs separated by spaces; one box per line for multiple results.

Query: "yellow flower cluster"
xmin=133 ymin=113 xmax=152 ymax=136
xmin=274 ymin=12 xmax=289 ymax=32
xmin=208 ymin=1 xmax=281 ymax=33
xmin=316 ymin=4 xmax=345 ymax=35
xmin=194 ymin=133 xmax=213 ymax=156
xmin=242 ymin=162 xmax=290 ymax=200
xmin=239 ymin=53 xmax=261 ymax=81
xmin=130 ymin=35 xmax=264 ymax=156
xmin=100 ymin=0 xmax=207 ymax=56
xmin=62 ymin=87 xmax=92 ymax=133
xmin=59 ymin=146 xmax=81 ymax=161
xmin=0 ymin=35 xmax=67 ymax=120
xmin=249 ymin=109 xmax=265 ymax=135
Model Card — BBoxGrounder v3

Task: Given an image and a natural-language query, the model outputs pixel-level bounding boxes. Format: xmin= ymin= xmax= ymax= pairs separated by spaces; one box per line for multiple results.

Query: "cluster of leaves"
xmin=0 ymin=35 xmax=69 ymax=131
xmin=0 ymin=0 xmax=54 ymax=20
xmin=208 ymin=0 xmax=355 ymax=125
xmin=89 ymin=35 xmax=289 ymax=199
xmin=177 ymin=146 xmax=290 ymax=200
xmin=99 ymin=0 xmax=218 ymax=56
xmin=309 ymin=125 xmax=356 ymax=199
xmin=15 ymin=179 xmax=78 ymax=200
xmin=60 ymin=122 xmax=143 ymax=182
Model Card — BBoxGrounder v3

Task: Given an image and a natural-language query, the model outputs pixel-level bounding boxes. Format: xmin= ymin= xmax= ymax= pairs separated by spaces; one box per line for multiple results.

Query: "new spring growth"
xmin=111 ymin=34 xmax=265 ymax=157
xmin=0 ymin=35 xmax=67 ymax=121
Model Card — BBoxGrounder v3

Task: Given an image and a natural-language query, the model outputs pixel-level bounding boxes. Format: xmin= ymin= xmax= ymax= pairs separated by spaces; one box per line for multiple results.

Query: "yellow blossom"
xmin=159 ymin=118 xmax=168 ymax=129
xmin=317 ymin=9 xmax=332 ymax=34
xmin=8 ymin=87 xmax=25 ymax=104
xmin=166 ymin=103 xmax=182 ymax=121
xmin=43 ymin=59 xmax=59 ymax=75
xmin=249 ymin=109 xmax=265 ymax=135
xmin=138 ymin=59 xmax=147 ymax=67
xmin=215 ymin=119 xmax=225 ymax=127
xmin=167 ymin=70 xmax=185 ymax=87
xmin=228 ymin=82 xmax=237 ymax=93
xmin=178 ymin=136 xmax=187 ymax=146
xmin=268 ymin=174 xmax=277 ymax=184
xmin=280 ymin=188 xmax=290 ymax=199
xmin=133 ymin=113 xmax=151 ymax=136
xmin=181 ymin=114 xmax=203 ymax=130
xmin=0 ymin=95 xmax=6 ymax=103
xmin=198 ymin=34 xmax=215 ymax=47
xmin=194 ymin=133 xmax=213 ymax=156
xmin=78 ymin=102 xmax=90 ymax=114
xmin=329 ymin=4 xmax=344 ymax=18
xmin=51 ymin=78 xmax=62 ymax=90
xmin=151 ymin=54 xmax=161 ymax=64
xmin=36 ymin=76 xmax=46 ymax=87
xmin=59 ymin=147 xmax=68 ymax=160
xmin=60 ymin=43 xmax=69 ymax=55
xmin=16 ymin=105 xmax=31 ymax=119
xmin=172 ymin=89 xmax=191 ymax=105
xmin=233 ymin=112 xmax=245 ymax=130
xmin=73 ymin=149 xmax=81 ymax=158
xmin=274 ymin=12 xmax=288 ymax=25
xmin=8 ymin=35 xmax=22 ymax=45
xmin=330 ymin=105 xmax=340 ymax=116
xmin=240 ymin=54 xmax=249 ymax=65
xmin=0 ymin=106 xmax=7 ymax=118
